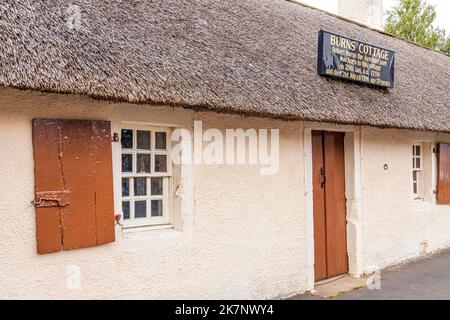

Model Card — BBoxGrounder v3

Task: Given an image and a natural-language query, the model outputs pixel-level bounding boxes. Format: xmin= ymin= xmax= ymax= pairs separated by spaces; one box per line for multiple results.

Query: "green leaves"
xmin=385 ymin=0 xmax=449 ymax=54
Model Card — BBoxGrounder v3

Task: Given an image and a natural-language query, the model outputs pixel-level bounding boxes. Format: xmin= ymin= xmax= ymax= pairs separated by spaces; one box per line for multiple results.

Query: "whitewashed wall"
xmin=360 ymin=128 xmax=450 ymax=272
xmin=0 ymin=87 xmax=449 ymax=299
xmin=0 ymin=87 xmax=307 ymax=299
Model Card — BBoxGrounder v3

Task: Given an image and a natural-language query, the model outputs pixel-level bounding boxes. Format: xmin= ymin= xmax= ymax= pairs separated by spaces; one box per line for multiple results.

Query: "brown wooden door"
xmin=437 ymin=143 xmax=450 ymax=204
xmin=312 ymin=131 xmax=348 ymax=281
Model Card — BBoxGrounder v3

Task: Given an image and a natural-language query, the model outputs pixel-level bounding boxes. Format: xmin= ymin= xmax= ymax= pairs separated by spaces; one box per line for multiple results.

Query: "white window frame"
xmin=412 ymin=143 xmax=424 ymax=200
xmin=119 ymin=124 xmax=173 ymax=229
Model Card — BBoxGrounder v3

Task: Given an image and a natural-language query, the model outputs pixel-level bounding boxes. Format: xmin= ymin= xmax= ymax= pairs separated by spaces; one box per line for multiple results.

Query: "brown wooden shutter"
xmin=437 ymin=143 xmax=450 ymax=205
xmin=32 ymin=119 xmax=115 ymax=254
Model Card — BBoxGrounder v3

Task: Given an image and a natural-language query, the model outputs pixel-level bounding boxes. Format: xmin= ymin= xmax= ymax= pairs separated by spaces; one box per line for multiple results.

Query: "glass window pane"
xmin=155 ymin=154 xmax=167 ymax=173
xmin=413 ymin=171 xmax=417 ymax=181
xmin=416 ymin=157 xmax=421 ymax=169
xmin=122 ymin=154 xmax=133 ymax=172
xmin=137 ymin=130 xmax=151 ymax=150
xmin=122 ymin=178 xmax=130 ymax=197
xmin=151 ymin=178 xmax=163 ymax=195
xmin=122 ymin=201 xmax=130 ymax=220
xmin=155 ymin=132 xmax=167 ymax=150
xmin=121 ymin=129 xmax=133 ymax=149
xmin=151 ymin=200 xmax=163 ymax=217
xmin=415 ymin=146 xmax=421 ymax=156
xmin=134 ymin=177 xmax=147 ymax=196
xmin=412 ymin=145 xmax=415 ymax=156
xmin=135 ymin=201 xmax=147 ymax=218
xmin=413 ymin=183 xmax=418 ymax=195
xmin=137 ymin=154 xmax=151 ymax=173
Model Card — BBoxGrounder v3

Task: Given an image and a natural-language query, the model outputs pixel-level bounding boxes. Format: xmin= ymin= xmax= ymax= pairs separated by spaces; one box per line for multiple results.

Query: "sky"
xmin=298 ymin=0 xmax=450 ymax=33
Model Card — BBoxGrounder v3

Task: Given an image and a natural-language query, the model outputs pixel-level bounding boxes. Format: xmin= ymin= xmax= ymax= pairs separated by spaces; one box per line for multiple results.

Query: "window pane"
xmin=137 ymin=130 xmax=151 ymax=150
xmin=122 ymin=178 xmax=130 ymax=197
xmin=155 ymin=154 xmax=167 ymax=173
xmin=416 ymin=157 xmax=421 ymax=169
xmin=137 ymin=154 xmax=151 ymax=173
xmin=122 ymin=201 xmax=130 ymax=220
xmin=412 ymin=171 xmax=417 ymax=181
xmin=415 ymin=146 xmax=421 ymax=156
xmin=135 ymin=201 xmax=147 ymax=218
xmin=151 ymin=200 xmax=163 ymax=217
xmin=121 ymin=129 xmax=133 ymax=149
xmin=155 ymin=132 xmax=167 ymax=150
xmin=151 ymin=178 xmax=163 ymax=195
xmin=134 ymin=177 xmax=147 ymax=196
xmin=122 ymin=154 xmax=133 ymax=172
xmin=413 ymin=182 xmax=418 ymax=195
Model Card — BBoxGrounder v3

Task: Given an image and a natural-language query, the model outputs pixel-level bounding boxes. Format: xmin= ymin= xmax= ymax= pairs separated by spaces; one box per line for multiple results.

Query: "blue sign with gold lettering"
xmin=318 ymin=30 xmax=395 ymax=88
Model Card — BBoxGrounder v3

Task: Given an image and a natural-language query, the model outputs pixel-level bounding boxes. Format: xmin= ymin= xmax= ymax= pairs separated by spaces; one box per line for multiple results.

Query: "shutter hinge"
xmin=32 ymin=191 xmax=71 ymax=208
xmin=112 ymin=132 xmax=120 ymax=142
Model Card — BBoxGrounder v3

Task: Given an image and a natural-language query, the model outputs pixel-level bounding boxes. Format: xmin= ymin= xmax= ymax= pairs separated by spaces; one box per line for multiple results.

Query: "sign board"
xmin=318 ymin=30 xmax=395 ymax=88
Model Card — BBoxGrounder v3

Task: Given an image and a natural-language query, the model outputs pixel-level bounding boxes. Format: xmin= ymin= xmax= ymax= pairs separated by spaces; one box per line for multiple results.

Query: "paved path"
xmin=293 ymin=249 xmax=450 ymax=300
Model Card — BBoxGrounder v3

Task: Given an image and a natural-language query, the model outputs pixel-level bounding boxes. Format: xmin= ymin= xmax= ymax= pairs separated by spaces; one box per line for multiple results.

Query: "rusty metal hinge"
xmin=115 ymin=214 xmax=123 ymax=226
xmin=112 ymin=132 xmax=120 ymax=142
xmin=32 ymin=191 xmax=71 ymax=208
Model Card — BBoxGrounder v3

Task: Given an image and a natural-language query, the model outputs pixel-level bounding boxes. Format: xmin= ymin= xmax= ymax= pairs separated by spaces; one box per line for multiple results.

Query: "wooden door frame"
xmin=303 ymin=123 xmax=364 ymax=289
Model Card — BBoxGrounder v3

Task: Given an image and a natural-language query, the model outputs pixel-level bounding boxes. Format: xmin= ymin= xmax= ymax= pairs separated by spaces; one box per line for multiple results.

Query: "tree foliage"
xmin=385 ymin=0 xmax=449 ymax=54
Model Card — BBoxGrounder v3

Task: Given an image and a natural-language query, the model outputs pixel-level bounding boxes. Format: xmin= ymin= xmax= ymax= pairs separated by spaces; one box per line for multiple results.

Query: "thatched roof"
xmin=0 ymin=0 xmax=449 ymax=131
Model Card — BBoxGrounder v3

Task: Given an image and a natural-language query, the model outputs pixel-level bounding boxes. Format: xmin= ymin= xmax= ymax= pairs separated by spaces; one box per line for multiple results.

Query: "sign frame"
xmin=317 ymin=29 xmax=395 ymax=88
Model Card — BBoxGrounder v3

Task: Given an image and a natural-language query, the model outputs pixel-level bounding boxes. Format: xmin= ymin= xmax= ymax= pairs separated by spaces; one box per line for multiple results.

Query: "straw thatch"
xmin=0 ymin=0 xmax=449 ymax=131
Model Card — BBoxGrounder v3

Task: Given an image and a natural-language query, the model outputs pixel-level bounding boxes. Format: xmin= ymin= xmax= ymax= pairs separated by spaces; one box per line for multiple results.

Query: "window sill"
xmin=121 ymin=224 xmax=176 ymax=240
xmin=411 ymin=197 xmax=437 ymax=208
xmin=122 ymin=224 xmax=172 ymax=233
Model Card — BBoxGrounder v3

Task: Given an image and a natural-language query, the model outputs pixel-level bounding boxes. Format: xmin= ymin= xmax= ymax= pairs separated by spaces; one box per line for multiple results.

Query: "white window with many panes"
xmin=120 ymin=126 xmax=171 ymax=228
xmin=412 ymin=143 xmax=424 ymax=200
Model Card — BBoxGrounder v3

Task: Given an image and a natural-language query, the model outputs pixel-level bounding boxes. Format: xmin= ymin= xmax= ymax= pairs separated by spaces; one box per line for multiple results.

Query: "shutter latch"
xmin=32 ymin=191 xmax=71 ymax=208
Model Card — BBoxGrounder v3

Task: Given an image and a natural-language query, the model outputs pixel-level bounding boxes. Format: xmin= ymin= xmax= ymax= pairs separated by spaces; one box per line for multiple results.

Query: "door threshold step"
xmin=315 ymin=274 xmax=348 ymax=286
xmin=312 ymin=275 xmax=370 ymax=298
